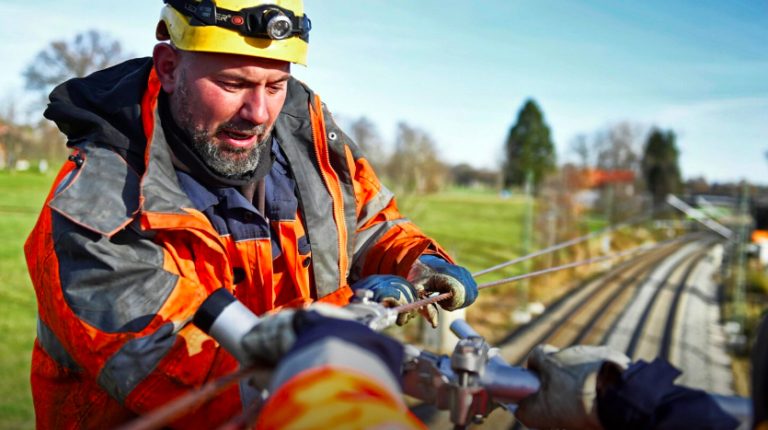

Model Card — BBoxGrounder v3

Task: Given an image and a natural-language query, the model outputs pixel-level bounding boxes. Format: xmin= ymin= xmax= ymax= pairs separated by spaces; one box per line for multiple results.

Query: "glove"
xmin=240 ymin=303 xmax=356 ymax=365
xmin=515 ymin=344 xmax=631 ymax=430
xmin=407 ymin=255 xmax=478 ymax=312
xmin=350 ymin=275 xmax=438 ymax=327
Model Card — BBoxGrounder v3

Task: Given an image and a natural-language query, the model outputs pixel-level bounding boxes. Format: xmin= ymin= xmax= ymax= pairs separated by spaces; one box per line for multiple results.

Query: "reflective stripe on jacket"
xmin=26 ymin=57 xmax=449 ymax=428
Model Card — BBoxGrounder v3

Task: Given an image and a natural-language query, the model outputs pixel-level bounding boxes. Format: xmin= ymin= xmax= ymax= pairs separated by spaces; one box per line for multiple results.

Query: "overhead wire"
xmin=472 ymin=211 xmax=655 ymax=277
xmin=395 ymin=239 xmax=670 ymax=314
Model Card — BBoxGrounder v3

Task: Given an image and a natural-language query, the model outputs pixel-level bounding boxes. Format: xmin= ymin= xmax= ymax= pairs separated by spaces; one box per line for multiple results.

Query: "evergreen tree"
xmin=503 ymin=99 xmax=556 ymax=191
xmin=641 ymin=128 xmax=682 ymax=209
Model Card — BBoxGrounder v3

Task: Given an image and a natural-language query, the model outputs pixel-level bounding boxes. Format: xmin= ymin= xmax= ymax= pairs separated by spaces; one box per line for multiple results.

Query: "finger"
xmin=396 ymin=311 xmax=415 ymax=326
xmin=418 ymin=304 xmax=439 ymax=328
xmin=380 ymin=297 xmax=401 ymax=308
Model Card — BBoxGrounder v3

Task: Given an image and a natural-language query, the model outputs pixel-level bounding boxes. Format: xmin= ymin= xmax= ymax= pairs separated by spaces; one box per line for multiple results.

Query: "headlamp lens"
xmin=265 ymin=10 xmax=293 ymax=40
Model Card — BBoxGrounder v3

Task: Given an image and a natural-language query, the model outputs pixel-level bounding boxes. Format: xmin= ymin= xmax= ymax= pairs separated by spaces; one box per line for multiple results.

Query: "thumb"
xmin=418 ymin=304 xmax=439 ymax=328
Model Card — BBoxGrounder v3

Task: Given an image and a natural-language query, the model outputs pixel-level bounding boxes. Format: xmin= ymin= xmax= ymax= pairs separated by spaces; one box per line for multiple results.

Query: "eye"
xmin=218 ymin=80 xmax=246 ymax=91
xmin=266 ymin=82 xmax=287 ymax=95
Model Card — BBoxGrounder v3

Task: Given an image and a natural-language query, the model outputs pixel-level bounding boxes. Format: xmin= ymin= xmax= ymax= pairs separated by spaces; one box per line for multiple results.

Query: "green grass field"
xmin=397 ymin=189 xmax=530 ymax=280
xmin=0 ymin=171 xmax=530 ymax=428
xmin=0 ymin=170 xmax=56 ymax=429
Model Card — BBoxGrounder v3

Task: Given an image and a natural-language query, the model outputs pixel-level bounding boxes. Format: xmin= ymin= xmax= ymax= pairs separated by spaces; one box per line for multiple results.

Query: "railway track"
xmin=496 ymin=235 xmax=697 ymax=365
xmin=414 ymin=233 xmax=741 ymax=429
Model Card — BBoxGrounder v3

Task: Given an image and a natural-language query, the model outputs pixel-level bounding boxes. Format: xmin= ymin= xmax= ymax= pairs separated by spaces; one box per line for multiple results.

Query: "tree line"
xmin=0 ymin=30 xmax=498 ymax=192
xmin=0 ymin=29 xmax=699 ymax=211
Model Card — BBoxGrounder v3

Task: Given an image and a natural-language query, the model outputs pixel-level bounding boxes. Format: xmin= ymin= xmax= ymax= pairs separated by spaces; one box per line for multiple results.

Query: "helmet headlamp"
xmin=163 ymin=0 xmax=311 ymax=42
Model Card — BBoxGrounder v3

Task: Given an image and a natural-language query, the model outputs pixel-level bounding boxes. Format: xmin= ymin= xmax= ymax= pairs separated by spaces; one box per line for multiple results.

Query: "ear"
xmin=153 ymin=43 xmax=181 ymax=93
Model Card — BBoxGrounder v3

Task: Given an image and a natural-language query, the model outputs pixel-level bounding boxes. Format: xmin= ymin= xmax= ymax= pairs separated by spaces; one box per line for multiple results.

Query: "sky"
xmin=1 ymin=0 xmax=766 ymax=184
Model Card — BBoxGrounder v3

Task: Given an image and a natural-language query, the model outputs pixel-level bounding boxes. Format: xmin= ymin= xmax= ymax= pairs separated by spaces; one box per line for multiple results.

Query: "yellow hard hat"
xmin=158 ymin=0 xmax=310 ymax=65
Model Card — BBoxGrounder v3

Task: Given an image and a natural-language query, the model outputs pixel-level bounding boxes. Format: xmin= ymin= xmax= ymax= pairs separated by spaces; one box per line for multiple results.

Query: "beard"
xmin=172 ymin=73 xmax=270 ymax=178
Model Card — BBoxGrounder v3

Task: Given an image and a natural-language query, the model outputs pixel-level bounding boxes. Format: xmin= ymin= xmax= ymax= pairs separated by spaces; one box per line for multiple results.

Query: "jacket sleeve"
xmin=25 ymin=165 xmax=241 ymax=427
xmin=343 ymin=140 xmax=454 ymax=281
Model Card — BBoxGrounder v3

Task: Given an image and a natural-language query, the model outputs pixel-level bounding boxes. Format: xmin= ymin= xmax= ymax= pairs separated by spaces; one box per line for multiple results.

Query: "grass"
xmin=0 ymin=170 xmax=56 ymax=429
xmin=397 ymin=190 xmax=530 ymax=280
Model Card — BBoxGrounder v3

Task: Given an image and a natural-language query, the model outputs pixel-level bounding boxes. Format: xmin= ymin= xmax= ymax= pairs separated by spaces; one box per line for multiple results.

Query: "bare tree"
xmin=23 ymin=30 xmax=129 ymax=99
xmin=533 ymin=164 xmax=594 ymax=293
xmin=0 ymin=100 xmax=25 ymax=169
xmin=349 ymin=116 xmax=387 ymax=171
xmin=592 ymin=122 xmax=648 ymax=223
xmin=594 ymin=122 xmax=645 ymax=172
xmin=386 ymin=122 xmax=447 ymax=194
xmin=0 ymin=97 xmax=67 ymax=170
xmin=568 ymin=133 xmax=592 ymax=168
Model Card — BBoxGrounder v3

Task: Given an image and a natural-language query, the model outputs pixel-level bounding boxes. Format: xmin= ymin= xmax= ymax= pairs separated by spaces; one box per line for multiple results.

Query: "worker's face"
xmin=155 ymin=46 xmax=290 ymax=177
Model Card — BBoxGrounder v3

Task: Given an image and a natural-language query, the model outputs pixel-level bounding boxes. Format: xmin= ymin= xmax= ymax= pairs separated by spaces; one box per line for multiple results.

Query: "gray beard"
xmin=188 ymin=127 xmax=266 ymax=178
xmin=173 ymin=73 xmax=267 ymax=179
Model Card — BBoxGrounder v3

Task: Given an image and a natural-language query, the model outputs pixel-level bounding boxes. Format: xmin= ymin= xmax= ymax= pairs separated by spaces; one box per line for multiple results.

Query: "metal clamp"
xmin=343 ymin=289 xmax=398 ymax=331
xmin=401 ymin=319 xmax=541 ymax=429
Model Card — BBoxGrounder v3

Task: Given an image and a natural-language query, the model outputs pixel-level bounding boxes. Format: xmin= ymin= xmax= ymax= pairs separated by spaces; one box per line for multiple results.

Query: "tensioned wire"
xmin=472 ymin=210 xmax=656 ymax=277
xmin=396 ymin=226 xmax=681 ymax=315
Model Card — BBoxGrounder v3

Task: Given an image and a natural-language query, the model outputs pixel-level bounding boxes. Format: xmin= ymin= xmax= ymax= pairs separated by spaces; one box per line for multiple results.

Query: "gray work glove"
xmin=240 ymin=303 xmax=356 ymax=365
xmin=515 ymin=344 xmax=631 ymax=430
xmin=407 ymin=255 xmax=478 ymax=328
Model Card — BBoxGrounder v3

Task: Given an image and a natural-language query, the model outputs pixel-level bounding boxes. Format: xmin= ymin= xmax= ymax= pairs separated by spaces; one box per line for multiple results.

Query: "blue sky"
xmin=1 ymin=0 xmax=766 ymax=183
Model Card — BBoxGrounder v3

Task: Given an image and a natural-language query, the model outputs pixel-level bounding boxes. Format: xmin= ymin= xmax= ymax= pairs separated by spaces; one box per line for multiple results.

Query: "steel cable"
xmin=472 ymin=212 xmax=655 ymax=277
xmin=395 ymin=240 xmax=667 ymax=314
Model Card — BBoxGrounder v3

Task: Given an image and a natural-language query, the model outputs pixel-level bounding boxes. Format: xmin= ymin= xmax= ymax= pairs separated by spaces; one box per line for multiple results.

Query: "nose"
xmin=239 ymin=88 xmax=269 ymax=125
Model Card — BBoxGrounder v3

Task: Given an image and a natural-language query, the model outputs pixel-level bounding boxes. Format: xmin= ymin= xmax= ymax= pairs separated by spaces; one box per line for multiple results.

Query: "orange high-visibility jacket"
xmin=26 ymin=58 xmax=449 ymax=428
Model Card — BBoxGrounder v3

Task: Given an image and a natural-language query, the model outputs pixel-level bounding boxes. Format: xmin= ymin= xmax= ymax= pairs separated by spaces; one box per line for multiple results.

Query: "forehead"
xmin=180 ymin=50 xmax=291 ymax=78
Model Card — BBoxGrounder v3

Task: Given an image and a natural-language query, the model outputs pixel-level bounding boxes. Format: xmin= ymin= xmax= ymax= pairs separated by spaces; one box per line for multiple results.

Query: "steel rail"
xmin=494 ymin=242 xmax=668 ymax=350
xmin=659 ymin=246 xmax=713 ymax=361
xmin=524 ymin=239 xmax=686 ymax=362
xmin=499 ymin=236 xmax=691 ymax=369
xmin=569 ymin=239 xmax=688 ymax=346
xmin=623 ymin=241 xmax=715 ymax=358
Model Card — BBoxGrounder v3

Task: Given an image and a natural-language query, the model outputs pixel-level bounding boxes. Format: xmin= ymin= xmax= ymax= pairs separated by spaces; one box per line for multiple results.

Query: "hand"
xmin=515 ymin=344 xmax=631 ymax=430
xmin=350 ymin=275 xmax=438 ymax=327
xmin=407 ymin=255 xmax=478 ymax=311
xmin=240 ymin=303 xmax=356 ymax=365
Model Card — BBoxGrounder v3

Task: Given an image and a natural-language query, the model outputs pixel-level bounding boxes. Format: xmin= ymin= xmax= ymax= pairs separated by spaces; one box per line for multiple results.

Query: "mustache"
xmin=217 ymin=121 xmax=267 ymax=136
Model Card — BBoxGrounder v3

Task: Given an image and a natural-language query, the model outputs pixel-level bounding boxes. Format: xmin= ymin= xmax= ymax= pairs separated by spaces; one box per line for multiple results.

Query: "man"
xmin=25 ymin=0 xmax=476 ymax=427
